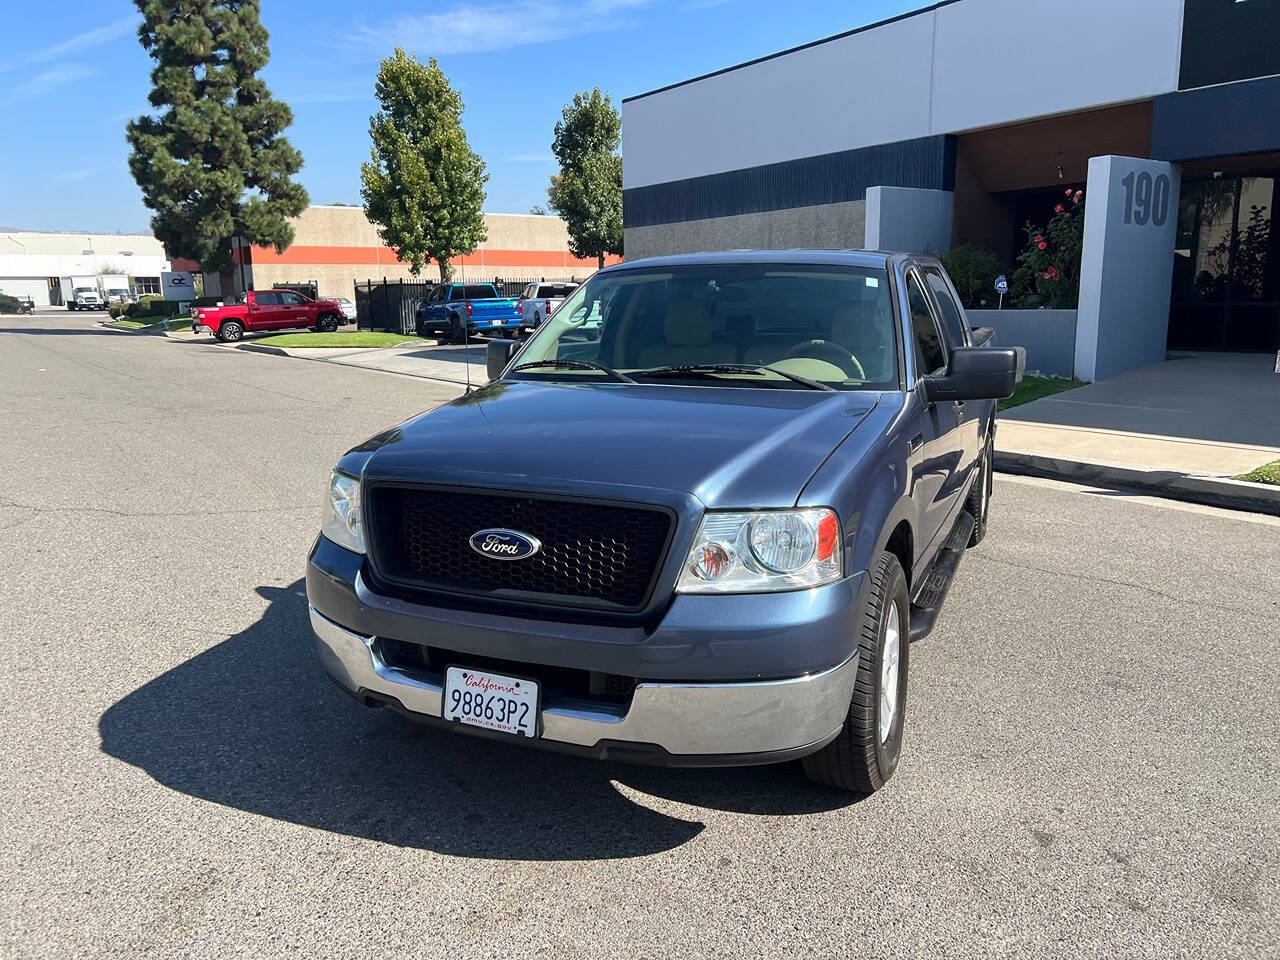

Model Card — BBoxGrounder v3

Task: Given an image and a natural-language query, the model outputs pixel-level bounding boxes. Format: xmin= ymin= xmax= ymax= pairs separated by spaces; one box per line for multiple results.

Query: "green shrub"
xmin=0 ymin=293 xmax=21 ymax=313
xmin=940 ymin=245 xmax=1009 ymax=309
xmin=1011 ymin=188 xmax=1086 ymax=308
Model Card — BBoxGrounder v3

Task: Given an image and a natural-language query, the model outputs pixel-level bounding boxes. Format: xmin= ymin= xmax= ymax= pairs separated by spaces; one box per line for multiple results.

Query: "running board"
xmin=908 ymin=510 xmax=975 ymax=643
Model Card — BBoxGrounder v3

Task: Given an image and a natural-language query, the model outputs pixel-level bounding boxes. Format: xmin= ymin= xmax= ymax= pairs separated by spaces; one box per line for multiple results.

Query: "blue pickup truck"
xmin=415 ymin=282 xmax=522 ymax=344
xmin=309 ymin=250 xmax=1017 ymax=794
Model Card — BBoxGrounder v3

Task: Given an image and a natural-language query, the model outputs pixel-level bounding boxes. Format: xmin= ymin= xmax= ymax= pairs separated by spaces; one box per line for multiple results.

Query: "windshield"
xmin=511 ymin=263 xmax=899 ymax=390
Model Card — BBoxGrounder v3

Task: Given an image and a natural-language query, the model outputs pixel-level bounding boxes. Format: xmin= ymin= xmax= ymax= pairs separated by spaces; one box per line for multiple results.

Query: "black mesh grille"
xmin=368 ymin=486 xmax=674 ymax=611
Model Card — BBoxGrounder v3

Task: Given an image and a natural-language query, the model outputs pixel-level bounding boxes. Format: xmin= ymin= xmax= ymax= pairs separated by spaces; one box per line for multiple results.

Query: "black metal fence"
xmin=353 ymin=276 xmax=584 ymax=333
xmin=274 ymin=280 xmax=319 ymax=300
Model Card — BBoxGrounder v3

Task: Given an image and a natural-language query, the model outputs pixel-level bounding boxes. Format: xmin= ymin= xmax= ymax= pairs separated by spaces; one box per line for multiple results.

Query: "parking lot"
xmin=2 ymin=314 xmax=1277 ymax=958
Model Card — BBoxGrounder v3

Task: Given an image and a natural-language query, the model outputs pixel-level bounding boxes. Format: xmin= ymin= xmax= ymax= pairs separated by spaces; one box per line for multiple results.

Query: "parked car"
xmin=415 ymin=283 xmax=522 ymax=344
xmin=16 ymin=296 xmax=34 ymax=315
xmin=518 ymin=281 xmax=578 ymax=332
xmin=333 ymin=297 xmax=358 ymax=324
xmin=192 ymin=289 xmax=345 ymax=342
xmin=307 ymin=250 xmax=1016 ymax=793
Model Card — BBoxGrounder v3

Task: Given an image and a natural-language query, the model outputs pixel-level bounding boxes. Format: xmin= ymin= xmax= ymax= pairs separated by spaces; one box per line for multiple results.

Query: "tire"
xmin=802 ymin=550 xmax=909 ymax=794
xmin=966 ymin=432 xmax=993 ymax=547
xmin=216 ymin=320 xmax=244 ymax=343
xmin=533 ymin=311 xmax=541 ymax=328
xmin=317 ymin=313 xmax=339 ymax=333
xmin=449 ymin=315 xmax=468 ymax=345
xmin=68 ymin=304 xmax=76 ymax=311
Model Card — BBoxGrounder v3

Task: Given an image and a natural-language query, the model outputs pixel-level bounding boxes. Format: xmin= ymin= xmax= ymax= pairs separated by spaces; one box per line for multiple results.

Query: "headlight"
xmin=676 ymin=508 xmax=842 ymax=594
xmin=322 ymin=470 xmax=365 ymax=554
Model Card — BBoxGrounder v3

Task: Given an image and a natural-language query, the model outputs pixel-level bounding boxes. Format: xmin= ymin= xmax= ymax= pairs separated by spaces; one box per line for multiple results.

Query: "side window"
xmin=464 ymin=285 xmax=494 ymax=300
xmin=922 ymin=268 xmax=968 ymax=348
xmin=254 ymin=292 xmax=280 ymax=306
xmin=280 ymin=292 xmax=304 ymax=305
xmin=522 ymin=283 xmax=536 ymax=299
xmin=905 ymin=271 xmax=947 ymax=377
xmin=449 ymin=285 xmax=463 ymax=301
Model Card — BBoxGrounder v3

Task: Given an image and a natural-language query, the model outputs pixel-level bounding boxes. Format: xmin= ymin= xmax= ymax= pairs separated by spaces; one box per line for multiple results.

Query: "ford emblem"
xmin=468 ymin=528 xmax=541 ymax=560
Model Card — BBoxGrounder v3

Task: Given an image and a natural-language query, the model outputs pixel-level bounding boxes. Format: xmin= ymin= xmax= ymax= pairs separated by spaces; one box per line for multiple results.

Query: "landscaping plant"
xmin=940 ymin=245 xmax=1009 ymax=309
xmin=548 ymin=88 xmax=624 ymax=269
xmin=126 ymin=0 xmax=309 ymax=300
xmin=360 ymin=49 xmax=488 ymax=282
xmin=1013 ymin=188 xmax=1086 ymax=308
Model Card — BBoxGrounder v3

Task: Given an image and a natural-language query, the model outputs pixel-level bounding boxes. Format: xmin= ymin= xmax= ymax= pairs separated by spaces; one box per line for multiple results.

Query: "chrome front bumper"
xmin=309 ymin=605 xmax=858 ymax=762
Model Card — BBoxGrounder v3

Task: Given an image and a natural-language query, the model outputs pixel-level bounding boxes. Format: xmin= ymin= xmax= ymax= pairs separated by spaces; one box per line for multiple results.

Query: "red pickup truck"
xmin=192 ymin=290 xmax=345 ymax=342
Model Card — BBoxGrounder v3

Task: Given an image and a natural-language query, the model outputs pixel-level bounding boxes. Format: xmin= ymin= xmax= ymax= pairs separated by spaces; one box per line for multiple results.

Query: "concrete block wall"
xmin=624 ymin=200 xmax=866 ymax=260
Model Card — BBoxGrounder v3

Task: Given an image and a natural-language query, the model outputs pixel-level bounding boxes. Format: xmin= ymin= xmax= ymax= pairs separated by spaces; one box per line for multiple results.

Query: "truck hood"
xmin=352 ymin=380 xmax=880 ymax=508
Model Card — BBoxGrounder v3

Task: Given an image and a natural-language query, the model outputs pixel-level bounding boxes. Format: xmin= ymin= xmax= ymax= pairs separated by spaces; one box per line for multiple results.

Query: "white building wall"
xmin=623 ymin=0 xmax=1185 ymax=190
xmin=0 ymin=233 xmax=170 ymax=304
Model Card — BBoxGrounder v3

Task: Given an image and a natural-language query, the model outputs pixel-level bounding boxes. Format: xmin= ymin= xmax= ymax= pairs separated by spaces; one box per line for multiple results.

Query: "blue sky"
xmin=0 ymin=0 xmax=918 ymax=233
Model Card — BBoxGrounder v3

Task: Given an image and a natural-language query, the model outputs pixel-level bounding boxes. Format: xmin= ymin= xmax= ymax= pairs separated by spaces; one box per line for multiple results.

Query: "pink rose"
xmin=1038 ymin=241 xmax=1047 ymax=251
xmin=1074 ymin=190 xmax=1083 ymax=200
xmin=1034 ymin=234 xmax=1044 ymax=243
xmin=1054 ymin=203 xmax=1065 ymax=213
xmin=1066 ymin=188 xmax=1074 ymax=196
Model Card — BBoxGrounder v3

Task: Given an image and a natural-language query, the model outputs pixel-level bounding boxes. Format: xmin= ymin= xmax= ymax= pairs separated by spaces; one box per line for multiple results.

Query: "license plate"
xmin=442 ymin=666 xmax=539 ymax=737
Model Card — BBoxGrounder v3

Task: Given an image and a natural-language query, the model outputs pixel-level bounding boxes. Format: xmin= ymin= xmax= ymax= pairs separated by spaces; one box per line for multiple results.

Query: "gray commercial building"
xmin=621 ymin=0 xmax=1280 ymax=376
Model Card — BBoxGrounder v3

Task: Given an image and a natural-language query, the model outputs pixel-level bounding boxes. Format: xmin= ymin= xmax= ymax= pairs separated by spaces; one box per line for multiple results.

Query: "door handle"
xmin=908 ymin=433 xmax=923 ymax=455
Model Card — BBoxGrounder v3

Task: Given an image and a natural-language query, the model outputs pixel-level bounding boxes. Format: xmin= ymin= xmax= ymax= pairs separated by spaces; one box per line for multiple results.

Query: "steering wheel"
xmin=783 ymin=339 xmax=867 ymax=380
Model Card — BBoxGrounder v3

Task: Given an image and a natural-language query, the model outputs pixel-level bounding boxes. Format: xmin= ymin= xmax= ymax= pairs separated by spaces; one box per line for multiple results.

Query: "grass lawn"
xmin=253 ymin=331 xmax=419 ymax=349
xmin=1234 ymin=459 xmax=1280 ymax=486
xmin=999 ymin=374 xmax=1086 ymax=411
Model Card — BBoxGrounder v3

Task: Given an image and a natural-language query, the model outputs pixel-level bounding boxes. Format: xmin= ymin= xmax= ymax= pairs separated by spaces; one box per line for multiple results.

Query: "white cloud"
xmin=1 ymin=16 xmax=135 ymax=72
xmin=57 ymin=168 xmax=98 ymax=183
xmin=2 ymin=65 xmax=95 ymax=104
xmin=351 ymin=0 xmax=654 ymax=57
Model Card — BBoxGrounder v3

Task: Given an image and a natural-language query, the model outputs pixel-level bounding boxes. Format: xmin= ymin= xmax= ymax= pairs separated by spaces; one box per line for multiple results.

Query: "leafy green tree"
xmin=548 ymin=88 xmax=623 ymax=269
xmin=126 ymin=0 xmax=309 ymax=299
xmin=361 ymin=49 xmax=488 ymax=281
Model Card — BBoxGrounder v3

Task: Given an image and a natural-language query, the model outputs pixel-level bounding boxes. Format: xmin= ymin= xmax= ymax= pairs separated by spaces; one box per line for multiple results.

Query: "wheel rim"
xmin=879 ymin=602 xmax=901 ymax=744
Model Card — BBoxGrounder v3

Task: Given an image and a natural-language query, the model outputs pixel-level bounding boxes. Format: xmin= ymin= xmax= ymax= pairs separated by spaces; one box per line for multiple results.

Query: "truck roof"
xmin=602 ymin=249 xmax=933 ymax=274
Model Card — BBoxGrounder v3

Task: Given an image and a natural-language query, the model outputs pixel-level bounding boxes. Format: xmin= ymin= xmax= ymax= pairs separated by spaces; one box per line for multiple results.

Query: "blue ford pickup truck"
xmin=308 ymin=251 xmax=1016 ymax=793
xmin=415 ymin=282 xmax=522 ymax=343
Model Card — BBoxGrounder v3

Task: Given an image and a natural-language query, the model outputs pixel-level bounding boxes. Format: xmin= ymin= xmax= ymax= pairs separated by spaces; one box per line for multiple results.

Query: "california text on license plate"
xmin=442 ymin=666 xmax=539 ymax=737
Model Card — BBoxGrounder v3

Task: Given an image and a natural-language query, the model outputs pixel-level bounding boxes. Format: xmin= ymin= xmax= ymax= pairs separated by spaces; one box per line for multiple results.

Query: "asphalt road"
xmin=2 ymin=314 xmax=1277 ymax=959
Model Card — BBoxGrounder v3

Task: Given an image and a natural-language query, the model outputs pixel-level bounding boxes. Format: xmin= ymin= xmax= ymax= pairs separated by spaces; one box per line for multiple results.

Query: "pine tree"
xmin=360 ymin=49 xmax=488 ymax=282
xmin=125 ymin=0 xmax=309 ymax=299
xmin=547 ymin=89 xmax=623 ymax=268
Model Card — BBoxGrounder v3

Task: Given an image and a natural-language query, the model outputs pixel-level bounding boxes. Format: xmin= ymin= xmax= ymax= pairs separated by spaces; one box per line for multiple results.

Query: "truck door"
xmin=903 ymin=267 xmax=965 ymax=576
xmin=277 ymin=291 xmax=310 ymax=329
xmin=921 ymin=266 xmax=982 ymax=491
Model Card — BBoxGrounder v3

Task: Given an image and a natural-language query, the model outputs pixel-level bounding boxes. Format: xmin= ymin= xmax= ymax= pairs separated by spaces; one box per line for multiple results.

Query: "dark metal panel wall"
xmin=1152 ymin=75 xmax=1280 ymax=162
xmin=624 ymin=135 xmax=956 ymax=229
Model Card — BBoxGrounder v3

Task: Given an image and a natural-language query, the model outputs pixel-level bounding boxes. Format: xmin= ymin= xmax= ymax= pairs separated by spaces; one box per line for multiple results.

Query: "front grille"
xmin=367 ymin=485 xmax=675 ymax=611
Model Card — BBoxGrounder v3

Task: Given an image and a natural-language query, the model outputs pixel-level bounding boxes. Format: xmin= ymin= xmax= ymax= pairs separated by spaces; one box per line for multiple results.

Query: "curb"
xmin=994 ymin=449 xmax=1280 ymax=516
xmin=235 ymin=342 xmax=289 ymax=356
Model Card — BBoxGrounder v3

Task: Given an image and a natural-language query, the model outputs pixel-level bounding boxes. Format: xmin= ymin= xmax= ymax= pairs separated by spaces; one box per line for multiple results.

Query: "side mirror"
xmin=487 ymin=338 xmax=519 ymax=380
xmin=923 ymin=347 xmax=1018 ymax=402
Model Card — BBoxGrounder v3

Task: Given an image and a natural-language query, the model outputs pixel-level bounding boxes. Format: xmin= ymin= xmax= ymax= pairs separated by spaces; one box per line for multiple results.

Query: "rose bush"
xmin=1013 ymin=188 xmax=1085 ymax=308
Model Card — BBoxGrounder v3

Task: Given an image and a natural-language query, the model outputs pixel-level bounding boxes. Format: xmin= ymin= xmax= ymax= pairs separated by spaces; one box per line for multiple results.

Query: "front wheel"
xmin=317 ymin=313 xmax=339 ymax=333
xmin=802 ymin=550 xmax=909 ymax=794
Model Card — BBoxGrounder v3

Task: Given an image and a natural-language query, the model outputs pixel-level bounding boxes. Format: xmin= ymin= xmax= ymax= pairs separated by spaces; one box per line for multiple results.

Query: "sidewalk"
xmin=995 ymin=352 xmax=1280 ymax=513
xmin=167 ymin=328 xmax=483 ymax=388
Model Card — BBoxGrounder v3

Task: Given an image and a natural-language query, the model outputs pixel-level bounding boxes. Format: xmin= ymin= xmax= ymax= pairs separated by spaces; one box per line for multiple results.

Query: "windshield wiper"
xmin=635 ymin=363 xmax=835 ymax=392
xmin=510 ymin=358 xmax=636 ymax=383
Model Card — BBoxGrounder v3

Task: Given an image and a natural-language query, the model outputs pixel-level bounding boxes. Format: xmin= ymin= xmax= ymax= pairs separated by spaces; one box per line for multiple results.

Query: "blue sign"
xmin=994 ymin=275 xmax=1009 ymax=295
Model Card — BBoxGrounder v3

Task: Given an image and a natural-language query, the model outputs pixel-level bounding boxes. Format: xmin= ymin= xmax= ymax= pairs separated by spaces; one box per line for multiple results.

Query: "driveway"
xmin=1 ymin=315 xmax=1277 ymax=958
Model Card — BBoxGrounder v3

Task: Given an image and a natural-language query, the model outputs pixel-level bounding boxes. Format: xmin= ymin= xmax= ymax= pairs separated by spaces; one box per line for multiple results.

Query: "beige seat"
xmin=634 ymin=301 xmax=736 ymax=368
